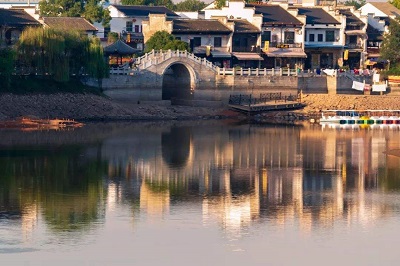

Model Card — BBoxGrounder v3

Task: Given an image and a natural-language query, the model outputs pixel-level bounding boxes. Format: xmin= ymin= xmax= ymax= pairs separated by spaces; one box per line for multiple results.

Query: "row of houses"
xmin=1 ymin=0 xmax=399 ymax=70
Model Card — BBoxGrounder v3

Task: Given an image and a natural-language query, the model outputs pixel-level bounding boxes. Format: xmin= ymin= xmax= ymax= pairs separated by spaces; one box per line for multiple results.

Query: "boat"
xmin=0 ymin=117 xmax=84 ymax=131
xmin=319 ymin=110 xmax=400 ymax=128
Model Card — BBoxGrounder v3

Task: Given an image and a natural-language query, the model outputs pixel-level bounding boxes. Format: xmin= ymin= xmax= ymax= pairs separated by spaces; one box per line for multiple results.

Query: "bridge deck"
xmin=229 ymin=101 xmax=305 ymax=113
xmin=228 ymin=93 xmax=305 ymax=113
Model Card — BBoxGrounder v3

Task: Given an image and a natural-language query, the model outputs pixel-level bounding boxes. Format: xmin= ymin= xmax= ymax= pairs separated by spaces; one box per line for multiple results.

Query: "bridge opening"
xmin=162 ymin=63 xmax=193 ymax=101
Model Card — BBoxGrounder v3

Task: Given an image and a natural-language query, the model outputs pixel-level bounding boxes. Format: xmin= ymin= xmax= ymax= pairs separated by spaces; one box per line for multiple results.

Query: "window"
xmin=326 ymin=30 xmax=335 ymax=42
xmin=284 ymin=31 xmax=295 ymax=44
xmin=318 ymin=34 xmax=323 ymax=42
xmin=126 ymin=21 xmax=132 ymax=32
xmin=214 ymin=37 xmax=222 ymax=47
xmin=261 ymin=31 xmax=271 ymax=42
xmin=134 ymin=25 xmax=140 ymax=33
xmin=193 ymin=37 xmax=201 ymax=47
xmin=309 ymin=34 xmax=315 ymax=42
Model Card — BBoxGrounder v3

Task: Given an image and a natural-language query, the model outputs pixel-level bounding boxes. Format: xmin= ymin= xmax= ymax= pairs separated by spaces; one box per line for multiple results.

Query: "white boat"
xmin=319 ymin=110 xmax=400 ymax=128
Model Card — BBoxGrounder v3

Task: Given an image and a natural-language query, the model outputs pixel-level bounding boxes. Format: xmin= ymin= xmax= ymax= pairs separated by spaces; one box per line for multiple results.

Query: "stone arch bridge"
xmin=107 ymin=50 xmax=218 ymax=101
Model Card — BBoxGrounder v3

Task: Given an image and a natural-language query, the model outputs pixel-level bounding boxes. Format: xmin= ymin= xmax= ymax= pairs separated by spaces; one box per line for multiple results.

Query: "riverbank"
xmin=1 ymin=93 xmax=400 ymax=122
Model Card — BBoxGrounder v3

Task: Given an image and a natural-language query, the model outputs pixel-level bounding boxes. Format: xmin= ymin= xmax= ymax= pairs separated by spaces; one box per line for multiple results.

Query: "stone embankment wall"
xmin=94 ymin=73 xmax=377 ymax=103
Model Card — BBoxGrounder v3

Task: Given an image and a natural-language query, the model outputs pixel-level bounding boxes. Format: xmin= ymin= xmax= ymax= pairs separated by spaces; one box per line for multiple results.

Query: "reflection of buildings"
xmin=100 ymin=124 xmax=400 ymax=234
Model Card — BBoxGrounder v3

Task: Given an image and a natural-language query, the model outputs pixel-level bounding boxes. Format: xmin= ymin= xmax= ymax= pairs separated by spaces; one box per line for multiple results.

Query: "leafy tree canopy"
xmin=174 ymin=0 xmax=206 ymax=11
xmin=39 ymin=0 xmax=111 ymax=26
xmin=145 ymin=31 xmax=189 ymax=53
xmin=120 ymin=0 xmax=175 ymax=10
xmin=17 ymin=27 xmax=107 ymax=82
xmin=392 ymin=0 xmax=400 ymax=9
xmin=343 ymin=0 xmax=366 ymax=9
xmin=381 ymin=18 xmax=400 ymax=67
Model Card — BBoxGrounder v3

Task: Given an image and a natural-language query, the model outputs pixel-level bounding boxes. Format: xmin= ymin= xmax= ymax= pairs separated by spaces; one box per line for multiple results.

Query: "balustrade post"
xmin=264 ymin=68 xmax=267 ymax=76
xmin=240 ymin=68 xmax=243 ymax=76
xmin=233 ymin=67 xmax=236 ymax=76
xmin=248 ymin=68 xmax=251 ymax=76
xmin=288 ymin=68 xmax=290 ymax=76
xmin=256 ymin=68 xmax=259 ymax=76
xmin=280 ymin=68 xmax=283 ymax=76
xmin=223 ymin=68 xmax=226 ymax=76
xmin=272 ymin=68 xmax=275 ymax=76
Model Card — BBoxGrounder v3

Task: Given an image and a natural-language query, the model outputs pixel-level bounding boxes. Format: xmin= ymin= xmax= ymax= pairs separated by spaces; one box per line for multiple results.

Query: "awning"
xmin=345 ymin=30 xmax=366 ymax=36
xmin=212 ymin=50 xmax=231 ymax=58
xmin=266 ymin=48 xmax=307 ymax=58
xmin=232 ymin=52 xmax=263 ymax=60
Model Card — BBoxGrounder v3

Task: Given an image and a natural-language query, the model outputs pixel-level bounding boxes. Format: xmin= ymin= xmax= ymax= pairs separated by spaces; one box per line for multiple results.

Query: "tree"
xmin=17 ymin=27 xmax=107 ymax=82
xmin=145 ymin=31 xmax=189 ymax=53
xmin=381 ymin=18 xmax=400 ymax=71
xmin=39 ymin=0 xmax=111 ymax=26
xmin=174 ymin=0 xmax=206 ymax=11
xmin=391 ymin=0 xmax=400 ymax=10
xmin=343 ymin=0 xmax=366 ymax=9
xmin=0 ymin=48 xmax=16 ymax=90
xmin=120 ymin=0 xmax=175 ymax=10
xmin=215 ymin=0 xmax=225 ymax=8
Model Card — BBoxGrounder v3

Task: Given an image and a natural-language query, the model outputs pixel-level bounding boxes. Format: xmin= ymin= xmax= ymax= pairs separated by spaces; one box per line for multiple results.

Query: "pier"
xmin=228 ymin=92 xmax=305 ymax=113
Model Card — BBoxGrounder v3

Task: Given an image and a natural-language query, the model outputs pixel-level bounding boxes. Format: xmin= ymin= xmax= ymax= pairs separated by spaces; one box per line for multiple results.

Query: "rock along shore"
xmin=1 ymin=93 xmax=400 ymax=122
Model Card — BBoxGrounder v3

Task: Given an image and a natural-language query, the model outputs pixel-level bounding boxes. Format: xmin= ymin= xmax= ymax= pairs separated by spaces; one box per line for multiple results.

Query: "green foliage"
xmin=391 ymin=0 xmax=400 ymax=10
xmin=381 ymin=18 xmax=400 ymax=73
xmin=120 ymin=0 xmax=174 ymax=9
xmin=0 ymin=48 xmax=16 ymax=90
xmin=214 ymin=0 xmax=225 ymax=8
xmin=174 ymin=0 xmax=206 ymax=11
xmin=39 ymin=0 xmax=111 ymax=26
xmin=107 ymin=32 xmax=119 ymax=44
xmin=343 ymin=0 xmax=366 ymax=9
xmin=144 ymin=30 xmax=189 ymax=53
xmin=17 ymin=27 xmax=107 ymax=82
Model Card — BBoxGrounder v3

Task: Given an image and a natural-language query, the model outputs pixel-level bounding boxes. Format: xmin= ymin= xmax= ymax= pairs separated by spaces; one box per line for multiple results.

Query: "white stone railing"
xmin=135 ymin=49 xmax=219 ymax=72
xmin=109 ymin=66 xmax=140 ymax=76
xmin=218 ymin=67 xmax=300 ymax=77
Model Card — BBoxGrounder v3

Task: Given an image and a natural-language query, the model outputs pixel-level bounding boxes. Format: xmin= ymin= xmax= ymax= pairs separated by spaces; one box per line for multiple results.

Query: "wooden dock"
xmin=228 ymin=93 xmax=305 ymax=113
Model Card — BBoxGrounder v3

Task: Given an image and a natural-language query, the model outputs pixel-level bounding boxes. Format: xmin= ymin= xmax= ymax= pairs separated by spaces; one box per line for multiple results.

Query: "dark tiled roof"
xmin=43 ymin=17 xmax=97 ymax=31
xmin=229 ymin=19 xmax=260 ymax=33
xmin=297 ymin=7 xmax=340 ymax=25
xmin=104 ymin=40 xmax=139 ymax=55
xmin=338 ymin=9 xmax=365 ymax=27
xmin=0 ymin=8 xmax=40 ymax=27
xmin=172 ymin=19 xmax=231 ymax=34
xmin=250 ymin=4 xmax=303 ymax=26
xmin=112 ymin=5 xmax=178 ymax=17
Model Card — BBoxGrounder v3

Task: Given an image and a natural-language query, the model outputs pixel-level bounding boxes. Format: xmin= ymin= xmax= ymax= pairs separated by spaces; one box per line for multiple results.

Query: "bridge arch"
xmin=161 ymin=61 xmax=197 ymax=101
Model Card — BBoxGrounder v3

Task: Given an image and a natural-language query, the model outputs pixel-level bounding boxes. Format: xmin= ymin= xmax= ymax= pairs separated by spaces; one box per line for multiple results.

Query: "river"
xmin=1 ymin=121 xmax=400 ymax=265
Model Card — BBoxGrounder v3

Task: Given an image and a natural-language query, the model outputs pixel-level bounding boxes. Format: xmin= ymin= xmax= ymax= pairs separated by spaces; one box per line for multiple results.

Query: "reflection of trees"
xmin=0 ymin=146 xmax=107 ymax=232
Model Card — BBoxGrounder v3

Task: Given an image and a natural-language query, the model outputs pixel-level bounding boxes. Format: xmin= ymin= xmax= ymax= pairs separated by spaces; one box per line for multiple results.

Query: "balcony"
xmin=232 ymin=46 xmax=261 ymax=53
xmin=347 ymin=43 xmax=363 ymax=50
xmin=269 ymin=42 xmax=302 ymax=48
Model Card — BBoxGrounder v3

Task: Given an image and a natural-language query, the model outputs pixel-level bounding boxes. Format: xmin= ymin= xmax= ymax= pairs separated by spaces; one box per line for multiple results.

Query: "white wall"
xmin=359 ymin=3 xmax=388 ymax=18
xmin=174 ymin=34 xmax=230 ymax=48
xmin=204 ymin=1 xmax=255 ymax=21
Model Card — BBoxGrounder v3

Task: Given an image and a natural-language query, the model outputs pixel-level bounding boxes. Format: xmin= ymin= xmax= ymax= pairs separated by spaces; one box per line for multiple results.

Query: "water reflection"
xmin=2 ymin=123 xmax=400 ymax=243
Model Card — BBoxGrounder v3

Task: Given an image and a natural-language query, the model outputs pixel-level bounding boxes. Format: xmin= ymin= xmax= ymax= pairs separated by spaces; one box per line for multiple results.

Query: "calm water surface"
xmin=1 ymin=121 xmax=400 ymax=265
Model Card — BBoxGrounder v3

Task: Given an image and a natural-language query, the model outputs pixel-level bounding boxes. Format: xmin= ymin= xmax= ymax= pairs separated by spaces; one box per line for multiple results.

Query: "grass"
xmin=1 ymin=75 xmax=103 ymax=95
